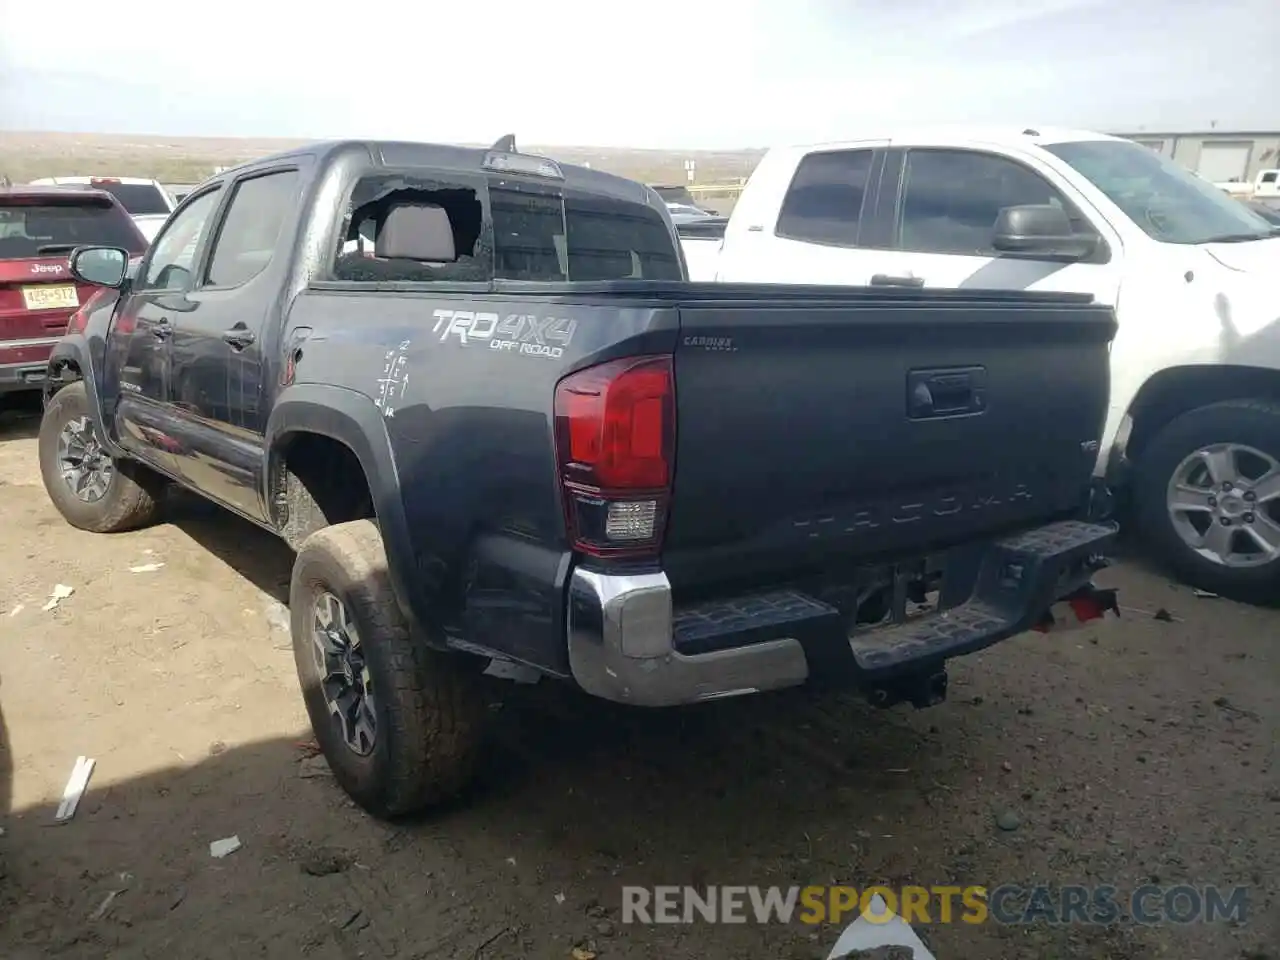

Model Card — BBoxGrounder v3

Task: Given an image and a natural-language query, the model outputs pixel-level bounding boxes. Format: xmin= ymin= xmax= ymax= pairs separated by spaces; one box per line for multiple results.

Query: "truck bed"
xmin=294 ymin=279 xmax=1113 ymax=663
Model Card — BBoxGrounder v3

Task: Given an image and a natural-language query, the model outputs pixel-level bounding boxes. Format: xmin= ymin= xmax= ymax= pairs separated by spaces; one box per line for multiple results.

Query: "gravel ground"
xmin=0 ymin=399 xmax=1276 ymax=960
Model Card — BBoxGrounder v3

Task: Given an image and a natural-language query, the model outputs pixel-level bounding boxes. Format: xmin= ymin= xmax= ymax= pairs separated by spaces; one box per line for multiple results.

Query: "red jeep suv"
xmin=0 ymin=185 xmax=149 ymax=397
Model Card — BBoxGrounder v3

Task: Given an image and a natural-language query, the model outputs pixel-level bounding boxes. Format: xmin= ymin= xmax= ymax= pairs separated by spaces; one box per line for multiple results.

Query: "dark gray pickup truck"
xmin=38 ymin=137 xmax=1119 ymax=818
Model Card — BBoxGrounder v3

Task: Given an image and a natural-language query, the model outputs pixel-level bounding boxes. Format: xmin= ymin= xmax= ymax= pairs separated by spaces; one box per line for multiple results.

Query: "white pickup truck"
xmin=28 ymin=176 xmax=175 ymax=242
xmin=1216 ymin=168 xmax=1280 ymax=199
xmin=680 ymin=127 xmax=1280 ymax=603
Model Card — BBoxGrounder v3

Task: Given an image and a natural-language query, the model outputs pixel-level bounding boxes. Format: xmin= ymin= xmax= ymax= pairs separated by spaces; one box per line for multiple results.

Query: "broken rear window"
xmin=333 ymin=174 xmax=491 ymax=283
xmin=331 ymin=172 xmax=683 ymax=284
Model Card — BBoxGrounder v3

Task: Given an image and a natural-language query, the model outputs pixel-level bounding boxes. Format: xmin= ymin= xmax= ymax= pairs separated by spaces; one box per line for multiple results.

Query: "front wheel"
xmin=1133 ymin=399 xmax=1280 ymax=604
xmin=289 ymin=519 xmax=487 ymax=818
xmin=37 ymin=381 xmax=166 ymax=533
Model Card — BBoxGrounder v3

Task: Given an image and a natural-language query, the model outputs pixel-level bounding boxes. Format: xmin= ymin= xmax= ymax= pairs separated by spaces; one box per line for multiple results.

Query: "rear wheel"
xmin=289 ymin=519 xmax=486 ymax=818
xmin=38 ymin=381 xmax=166 ymax=533
xmin=1133 ymin=399 xmax=1280 ymax=604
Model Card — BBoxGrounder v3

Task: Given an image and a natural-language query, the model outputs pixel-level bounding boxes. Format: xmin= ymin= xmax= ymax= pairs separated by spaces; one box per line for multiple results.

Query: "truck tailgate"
xmin=663 ymin=288 xmax=1115 ymax=591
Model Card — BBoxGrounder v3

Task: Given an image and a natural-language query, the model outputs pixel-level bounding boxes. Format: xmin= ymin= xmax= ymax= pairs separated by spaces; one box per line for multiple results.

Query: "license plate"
xmin=21 ymin=284 xmax=79 ymax=311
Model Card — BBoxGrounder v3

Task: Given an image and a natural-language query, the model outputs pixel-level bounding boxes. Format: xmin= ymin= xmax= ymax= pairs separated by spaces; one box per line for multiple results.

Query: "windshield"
xmin=0 ymin=200 xmax=147 ymax=258
xmin=92 ymin=181 xmax=172 ymax=216
xmin=651 ymin=185 xmax=695 ymax=205
xmin=1044 ymin=139 xmax=1276 ymax=245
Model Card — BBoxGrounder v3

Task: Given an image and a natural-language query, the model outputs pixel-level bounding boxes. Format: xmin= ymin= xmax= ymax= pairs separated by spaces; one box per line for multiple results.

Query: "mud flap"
xmin=1032 ymin=582 xmax=1120 ymax=635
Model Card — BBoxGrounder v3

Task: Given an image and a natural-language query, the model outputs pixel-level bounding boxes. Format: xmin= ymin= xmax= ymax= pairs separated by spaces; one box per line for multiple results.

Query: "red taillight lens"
xmin=66 ymin=288 xmax=108 ymax=335
xmin=65 ymin=306 xmax=88 ymax=335
xmin=554 ymin=355 xmax=675 ymax=558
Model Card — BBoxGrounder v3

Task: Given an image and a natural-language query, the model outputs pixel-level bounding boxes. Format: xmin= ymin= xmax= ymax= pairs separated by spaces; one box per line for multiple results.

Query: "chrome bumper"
xmin=565 ymin=519 xmax=1119 ymax=708
xmin=566 ymin=569 xmax=810 ymax=707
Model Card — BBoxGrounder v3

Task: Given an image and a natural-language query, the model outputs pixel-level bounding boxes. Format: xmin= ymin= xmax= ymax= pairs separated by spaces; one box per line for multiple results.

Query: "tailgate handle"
xmin=907 ymin=366 xmax=987 ymax=419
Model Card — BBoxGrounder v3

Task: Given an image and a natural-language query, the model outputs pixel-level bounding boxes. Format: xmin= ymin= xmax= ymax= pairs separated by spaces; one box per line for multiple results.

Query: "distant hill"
xmin=0 ymin=131 xmax=765 ymax=192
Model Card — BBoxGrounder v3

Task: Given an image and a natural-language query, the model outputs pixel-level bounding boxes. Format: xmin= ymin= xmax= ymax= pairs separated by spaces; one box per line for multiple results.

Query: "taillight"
xmin=66 ymin=288 xmax=107 ymax=335
xmin=554 ymin=355 xmax=675 ymax=559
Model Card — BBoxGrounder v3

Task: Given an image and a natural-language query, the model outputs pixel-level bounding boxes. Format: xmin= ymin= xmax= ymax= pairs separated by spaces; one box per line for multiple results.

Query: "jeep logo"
xmin=31 ymin=263 xmax=64 ymax=274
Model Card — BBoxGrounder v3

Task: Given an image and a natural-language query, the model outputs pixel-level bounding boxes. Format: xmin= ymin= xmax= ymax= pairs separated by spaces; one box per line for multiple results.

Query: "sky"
xmin=0 ymin=0 xmax=1277 ymax=148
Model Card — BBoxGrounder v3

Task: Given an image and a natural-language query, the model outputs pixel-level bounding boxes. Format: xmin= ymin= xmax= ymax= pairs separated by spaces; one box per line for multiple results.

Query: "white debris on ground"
xmin=209 ymin=836 xmax=242 ymax=858
xmin=261 ymin=597 xmax=290 ymax=634
xmin=89 ymin=889 xmax=120 ymax=921
xmin=827 ymin=894 xmax=937 ymax=960
xmin=55 ymin=756 xmax=95 ymax=822
xmin=8 ymin=603 xmax=23 ymax=617
xmin=41 ymin=583 xmax=74 ymax=612
xmin=128 ymin=562 xmax=165 ymax=574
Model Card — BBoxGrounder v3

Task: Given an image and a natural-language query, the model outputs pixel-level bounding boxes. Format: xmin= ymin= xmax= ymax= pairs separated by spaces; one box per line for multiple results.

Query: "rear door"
xmin=715 ymin=143 xmax=892 ymax=285
xmin=0 ymin=193 xmax=147 ymax=386
xmin=167 ymin=165 xmax=301 ymax=521
xmin=106 ymin=186 xmax=224 ymax=477
xmin=875 ymin=146 xmax=1123 ymax=299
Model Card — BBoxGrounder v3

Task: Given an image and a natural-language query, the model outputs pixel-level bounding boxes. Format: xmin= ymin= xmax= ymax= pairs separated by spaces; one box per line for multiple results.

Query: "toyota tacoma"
xmin=37 ymin=136 xmax=1119 ymax=818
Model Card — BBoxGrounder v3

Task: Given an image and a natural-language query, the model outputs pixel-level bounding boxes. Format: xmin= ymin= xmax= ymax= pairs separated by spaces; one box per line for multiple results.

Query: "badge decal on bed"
xmin=431 ymin=309 xmax=577 ymax=359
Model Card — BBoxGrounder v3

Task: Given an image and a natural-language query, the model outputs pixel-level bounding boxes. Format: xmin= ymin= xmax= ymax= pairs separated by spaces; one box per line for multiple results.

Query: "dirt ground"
xmin=0 ymin=397 xmax=1276 ymax=960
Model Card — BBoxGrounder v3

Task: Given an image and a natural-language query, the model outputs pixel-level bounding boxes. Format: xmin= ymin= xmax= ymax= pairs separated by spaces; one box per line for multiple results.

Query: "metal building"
xmin=1113 ymin=130 xmax=1280 ymax=183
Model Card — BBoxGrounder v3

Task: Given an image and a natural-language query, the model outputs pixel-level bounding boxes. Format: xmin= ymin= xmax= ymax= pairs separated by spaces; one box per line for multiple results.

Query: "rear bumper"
xmin=0 ymin=340 xmax=54 ymax=394
xmin=566 ymin=519 xmax=1118 ymax=707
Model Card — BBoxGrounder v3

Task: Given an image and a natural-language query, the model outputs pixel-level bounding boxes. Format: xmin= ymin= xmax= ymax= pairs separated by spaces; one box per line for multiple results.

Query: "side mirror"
xmin=992 ymin=205 xmax=1098 ymax=260
xmin=69 ymin=246 xmax=130 ymax=288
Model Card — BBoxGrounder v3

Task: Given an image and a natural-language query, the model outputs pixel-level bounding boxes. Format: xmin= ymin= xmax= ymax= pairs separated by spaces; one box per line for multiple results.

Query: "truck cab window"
xmin=139 ymin=187 xmax=222 ymax=292
xmin=490 ymin=186 xmax=683 ymax=281
xmin=898 ymin=149 xmax=1085 ymax=255
xmin=205 ymin=169 xmax=300 ymax=288
xmin=334 ymin=181 xmax=488 ymax=283
xmin=775 ymin=149 xmax=874 ymax=246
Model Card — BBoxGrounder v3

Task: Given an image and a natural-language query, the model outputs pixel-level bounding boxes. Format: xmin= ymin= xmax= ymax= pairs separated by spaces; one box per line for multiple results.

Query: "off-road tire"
xmin=289 ymin=519 xmax=486 ymax=818
xmin=1133 ymin=398 xmax=1280 ymax=604
xmin=38 ymin=381 xmax=166 ymax=533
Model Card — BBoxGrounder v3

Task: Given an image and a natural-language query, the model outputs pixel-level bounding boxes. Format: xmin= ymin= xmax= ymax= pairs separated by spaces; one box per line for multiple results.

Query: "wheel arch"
xmin=265 ymin=385 xmax=433 ymax=641
xmin=1124 ymin=364 xmax=1280 ymax=466
xmin=43 ymin=337 xmax=120 ymax=455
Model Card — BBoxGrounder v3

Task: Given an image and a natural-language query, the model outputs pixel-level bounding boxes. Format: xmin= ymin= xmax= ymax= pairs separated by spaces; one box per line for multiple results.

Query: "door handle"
xmin=907 ymin=366 xmax=988 ymax=419
xmin=871 ymin=274 xmax=925 ymax=288
xmin=222 ymin=326 xmax=256 ymax=350
xmin=152 ymin=317 xmax=173 ymax=339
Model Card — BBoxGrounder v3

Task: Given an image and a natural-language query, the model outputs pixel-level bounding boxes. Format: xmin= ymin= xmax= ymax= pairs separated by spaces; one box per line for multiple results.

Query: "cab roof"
xmin=781 ymin=126 xmax=1126 ymax=153
xmin=214 ymin=138 xmax=657 ymax=206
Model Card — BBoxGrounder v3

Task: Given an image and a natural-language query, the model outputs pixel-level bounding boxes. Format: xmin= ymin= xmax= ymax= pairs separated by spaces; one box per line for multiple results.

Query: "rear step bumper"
xmin=0 ymin=356 xmax=52 ymax=394
xmin=566 ymin=519 xmax=1118 ymax=707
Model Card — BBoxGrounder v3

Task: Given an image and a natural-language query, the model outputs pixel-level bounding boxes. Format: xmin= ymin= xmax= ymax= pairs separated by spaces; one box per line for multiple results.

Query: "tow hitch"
xmin=865 ymin=581 xmax=1119 ymax=711
xmin=869 ymin=669 xmax=949 ymax=710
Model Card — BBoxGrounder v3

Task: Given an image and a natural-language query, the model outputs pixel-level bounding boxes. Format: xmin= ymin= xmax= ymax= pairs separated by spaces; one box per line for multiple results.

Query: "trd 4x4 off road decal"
xmin=431 ymin=309 xmax=578 ymax=360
